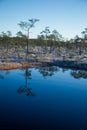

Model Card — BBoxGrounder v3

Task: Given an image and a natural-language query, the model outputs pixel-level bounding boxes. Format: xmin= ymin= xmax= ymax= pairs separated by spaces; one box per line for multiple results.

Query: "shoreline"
xmin=0 ymin=62 xmax=51 ymax=70
xmin=51 ymin=60 xmax=87 ymax=71
xmin=0 ymin=60 xmax=87 ymax=71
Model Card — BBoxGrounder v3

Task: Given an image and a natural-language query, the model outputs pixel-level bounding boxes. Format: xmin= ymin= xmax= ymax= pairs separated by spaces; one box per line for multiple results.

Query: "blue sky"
xmin=0 ymin=0 xmax=87 ymax=39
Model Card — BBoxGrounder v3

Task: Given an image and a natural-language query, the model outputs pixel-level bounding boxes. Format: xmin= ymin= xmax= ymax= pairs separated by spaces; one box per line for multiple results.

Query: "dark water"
xmin=0 ymin=66 xmax=87 ymax=130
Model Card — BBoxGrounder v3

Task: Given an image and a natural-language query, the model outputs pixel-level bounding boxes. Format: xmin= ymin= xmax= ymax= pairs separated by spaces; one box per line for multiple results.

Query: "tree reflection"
xmin=62 ymin=68 xmax=69 ymax=73
xmin=0 ymin=70 xmax=11 ymax=80
xmin=17 ymin=68 xmax=35 ymax=96
xmin=39 ymin=66 xmax=59 ymax=78
xmin=70 ymin=70 xmax=87 ymax=79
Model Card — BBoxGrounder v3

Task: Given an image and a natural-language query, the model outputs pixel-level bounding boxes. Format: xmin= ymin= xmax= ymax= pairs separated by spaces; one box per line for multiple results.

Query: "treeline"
xmin=0 ymin=27 xmax=87 ymax=50
xmin=0 ymin=29 xmax=64 ymax=47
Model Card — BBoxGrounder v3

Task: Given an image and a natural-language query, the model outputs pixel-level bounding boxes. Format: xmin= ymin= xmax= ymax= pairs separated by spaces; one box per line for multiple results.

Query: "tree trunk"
xmin=26 ymin=29 xmax=29 ymax=61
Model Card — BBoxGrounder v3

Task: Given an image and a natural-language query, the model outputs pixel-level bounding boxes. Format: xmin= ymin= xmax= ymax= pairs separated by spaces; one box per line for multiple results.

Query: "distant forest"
xmin=0 ymin=18 xmax=87 ymax=57
xmin=0 ymin=27 xmax=87 ymax=50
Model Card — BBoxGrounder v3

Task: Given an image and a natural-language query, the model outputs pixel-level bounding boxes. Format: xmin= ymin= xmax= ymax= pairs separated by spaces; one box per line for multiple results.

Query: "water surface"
xmin=0 ymin=67 xmax=87 ymax=130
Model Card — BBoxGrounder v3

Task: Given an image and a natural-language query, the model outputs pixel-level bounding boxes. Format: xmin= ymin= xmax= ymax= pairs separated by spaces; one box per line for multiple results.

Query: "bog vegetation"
xmin=0 ymin=19 xmax=87 ymax=62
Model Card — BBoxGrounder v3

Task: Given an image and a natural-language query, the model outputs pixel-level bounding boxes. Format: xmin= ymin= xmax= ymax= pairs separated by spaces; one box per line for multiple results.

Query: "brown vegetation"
xmin=0 ymin=62 xmax=50 ymax=70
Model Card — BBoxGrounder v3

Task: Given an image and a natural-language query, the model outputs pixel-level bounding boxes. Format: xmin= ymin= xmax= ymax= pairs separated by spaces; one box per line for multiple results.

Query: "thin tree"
xmin=74 ymin=35 xmax=82 ymax=55
xmin=40 ymin=26 xmax=50 ymax=51
xmin=51 ymin=29 xmax=63 ymax=51
xmin=81 ymin=28 xmax=87 ymax=44
xmin=18 ymin=18 xmax=39 ymax=61
xmin=0 ymin=31 xmax=12 ymax=51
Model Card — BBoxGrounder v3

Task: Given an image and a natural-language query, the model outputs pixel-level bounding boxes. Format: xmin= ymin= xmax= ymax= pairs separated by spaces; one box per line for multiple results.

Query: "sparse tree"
xmin=81 ymin=28 xmax=87 ymax=44
xmin=16 ymin=31 xmax=27 ymax=39
xmin=52 ymin=29 xmax=62 ymax=42
xmin=37 ymin=34 xmax=45 ymax=40
xmin=0 ymin=31 xmax=12 ymax=51
xmin=40 ymin=26 xmax=50 ymax=41
xmin=7 ymin=31 xmax=12 ymax=37
xmin=18 ymin=18 xmax=39 ymax=61
xmin=74 ymin=35 xmax=82 ymax=55
xmin=16 ymin=31 xmax=23 ymax=37
xmin=40 ymin=26 xmax=50 ymax=50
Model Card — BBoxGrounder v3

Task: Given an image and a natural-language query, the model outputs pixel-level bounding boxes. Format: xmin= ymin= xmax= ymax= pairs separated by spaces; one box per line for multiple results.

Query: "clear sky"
xmin=0 ymin=0 xmax=87 ymax=39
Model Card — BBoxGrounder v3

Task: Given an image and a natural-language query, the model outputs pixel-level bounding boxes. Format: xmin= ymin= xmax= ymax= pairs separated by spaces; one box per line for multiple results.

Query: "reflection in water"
xmin=62 ymin=68 xmax=69 ymax=73
xmin=39 ymin=66 xmax=59 ymax=78
xmin=70 ymin=70 xmax=87 ymax=79
xmin=39 ymin=66 xmax=87 ymax=79
xmin=1 ymin=66 xmax=87 ymax=93
xmin=0 ymin=67 xmax=87 ymax=81
xmin=0 ymin=71 xmax=4 ymax=80
xmin=1 ymin=66 xmax=87 ymax=129
xmin=17 ymin=66 xmax=59 ymax=96
xmin=17 ymin=68 xmax=35 ymax=96
xmin=0 ymin=70 xmax=11 ymax=80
